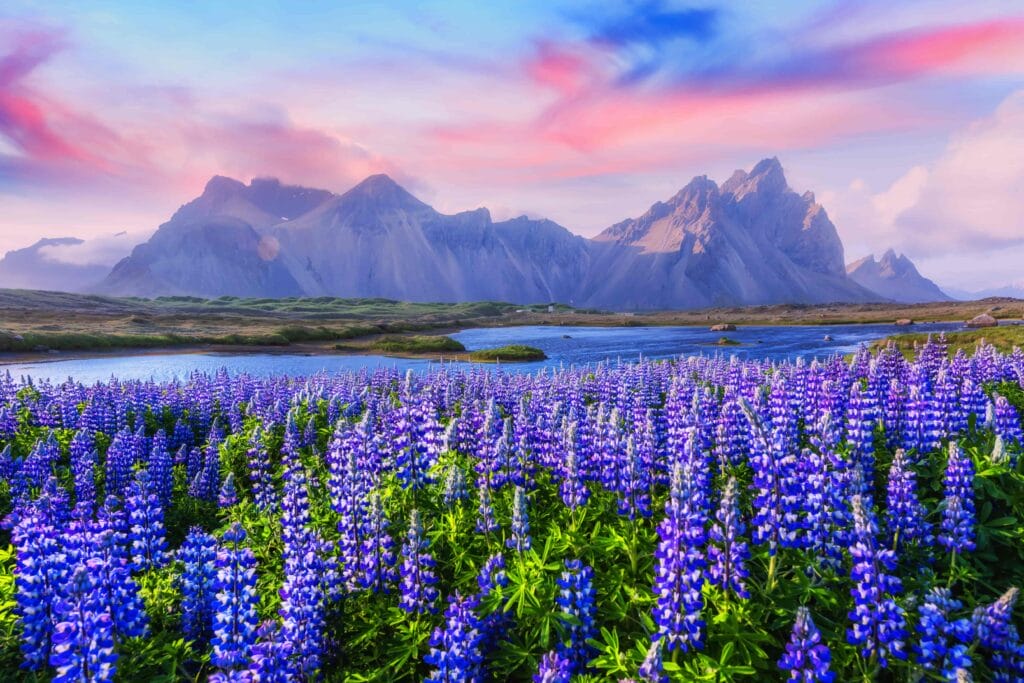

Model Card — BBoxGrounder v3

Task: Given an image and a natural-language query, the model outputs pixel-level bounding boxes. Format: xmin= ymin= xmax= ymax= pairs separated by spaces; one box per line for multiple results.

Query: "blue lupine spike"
xmin=779 ymin=607 xmax=835 ymax=682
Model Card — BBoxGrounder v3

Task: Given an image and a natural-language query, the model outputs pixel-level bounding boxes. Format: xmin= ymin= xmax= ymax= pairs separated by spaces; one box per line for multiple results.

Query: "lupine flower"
xmin=247 ymin=620 xmax=290 ymax=683
xmin=507 ymin=485 xmax=531 ymax=552
xmin=219 ymin=473 xmax=239 ymax=507
xmin=915 ymin=587 xmax=973 ymax=678
xmin=652 ymin=461 xmax=706 ymax=653
xmin=993 ymin=395 xmax=1023 ymax=451
xmin=148 ymin=430 xmax=174 ymax=507
xmin=14 ymin=512 xmax=63 ymax=670
xmin=556 ymin=559 xmax=597 ymax=673
xmin=533 ymin=650 xmax=572 ymax=683
xmin=126 ymin=469 xmax=168 ymax=572
xmin=50 ymin=560 xmax=117 ymax=683
xmin=476 ymin=478 xmax=498 ymax=535
xmin=559 ymin=435 xmax=589 ymax=510
xmin=443 ymin=465 xmax=468 ymax=507
xmin=359 ymin=492 xmax=397 ymax=593
xmin=885 ymin=449 xmax=932 ymax=548
xmin=779 ymin=607 xmax=834 ymax=682
xmin=425 ymin=592 xmax=483 ymax=682
xmin=398 ymin=509 xmax=439 ymax=614
xmin=973 ymin=587 xmax=1019 ymax=651
xmin=638 ymin=640 xmax=667 ymax=683
xmin=707 ymin=476 xmax=750 ymax=599
xmin=940 ymin=442 xmax=976 ymax=554
xmin=211 ymin=524 xmax=260 ymax=672
xmin=247 ymin=426 xmax=277 ymax=512
xmin=847 ymin=496 xmax=907 ymax=668
xmin=178 ymin=528 xmax=218 ymax=644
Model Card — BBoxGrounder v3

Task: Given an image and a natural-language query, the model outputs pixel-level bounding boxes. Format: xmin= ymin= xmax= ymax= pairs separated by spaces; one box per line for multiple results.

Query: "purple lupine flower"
xmin=707 ymin=475 xmax=750 ymax=599
xmin=398 ymin=509 xmax=439 ymax=614
xmin=845 ymin=382 xmax=877 ymax=480
xmin=534 ymin=650 xmax=572 ymax=683
xmin=69 ymin=431 xmax=98 ymax=512
xmin=425 ymin=592 xmax=483 ymax=682
xmin=915 ymin=587 xmax=973 ymax=679
xmin=50 ymin=559 xmax=117 ymax=683
xmin=993 ymin=395 xmax=1023 ymax=452
xmin=779 ymin=607 xmax=835 ymax=682
xmin=247 ymin=620 xmax=290 ymax=683
xmin=973 ymin=588 xmax=1021 ymax=682
xmin=652 ymin=461 xmax=706 ymax=653
xmin=443 ymin=465 xmax=468 ymax=508
xmin=885 ymin=449 xmax=932 ymax=548
xmin=973 ymin=587 xmax=1019 ymax=652
xmin=558 ymin=432 xmax=589 ymax=510
xmin=14 ymin=511 xmax=63 ymax=670
xmin=126 ymin=469 xmax=168 ymax=572
xmin=507 ymin=485 xmax=532 ymax=553
xmin=148 ymin=430 xmax=174 ymax=507
xmin=846 ymin=496 xmax=907 ymax=668
xmin=359 ymin=492 xmax=397 ymax=593
xmin=211 ymin=524 xmax=260 ymax=672
xmin=939 ymin=442 xmax=976 ymax=554
xmin=247 ymin=426 xmax=277 ymax=512
xmin=476 ymin=478 xmax=498 ymax=535
xmin=92 ymin=503 xmax=149 ymax=641
xmin=219 ymin=472 xmax=239 ymax=508
xmin=638 ymin=640 xmax=667 ymax=683
xmin=555 ymin=559 xmax=597 ymax=673
xmin=178 ymin=527 xmax=218 ymax=644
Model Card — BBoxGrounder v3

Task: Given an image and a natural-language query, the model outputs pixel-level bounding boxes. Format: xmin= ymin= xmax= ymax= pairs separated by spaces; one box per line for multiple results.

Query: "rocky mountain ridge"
xmin=846 ymin=249 xmax=951 ymax=304
xmin=6 ymin=159 xmax=931 ymax=309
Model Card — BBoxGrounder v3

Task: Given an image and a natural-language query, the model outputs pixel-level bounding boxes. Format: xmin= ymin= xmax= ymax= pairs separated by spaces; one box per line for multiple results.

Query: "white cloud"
xmin=825 ymin=89 xmax=1024 ymax=287
xmin=897 ymin=90 xmax=1024 ymax=252
xmin=37 ymin=231 xmax=147 ymax=267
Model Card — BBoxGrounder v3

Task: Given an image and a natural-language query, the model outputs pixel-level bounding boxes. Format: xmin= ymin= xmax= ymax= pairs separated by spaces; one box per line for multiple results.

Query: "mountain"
xmin=846 ymin=249 xmax=951 ymax=303
xmin=271 ymin=175 xmax=590 ymax=303
xmin=0 ymin=235 xmax=135 ymax=292
xmin=581 ymin=158 xmax=875 ymax=309
xmin=100 ymin=174 xmax=590 ymax=302
xmin=945 ymin=284 xmax=1024 ymax=301
xmin=100 ymin=177 xmax=334 ymax=297
xmin=96 ymin=159 xmax=881 ymax=308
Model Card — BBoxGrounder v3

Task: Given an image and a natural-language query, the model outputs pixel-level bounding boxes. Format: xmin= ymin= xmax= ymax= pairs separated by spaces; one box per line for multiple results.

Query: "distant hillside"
xmin=846 ymin=249 xmax=951 ymax=303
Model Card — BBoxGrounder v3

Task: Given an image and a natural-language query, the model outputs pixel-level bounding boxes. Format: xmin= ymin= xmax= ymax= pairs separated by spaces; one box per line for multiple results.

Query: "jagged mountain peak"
xmin=847 ymin=248 xmax=950 ymax=303
xmin=723 ymin=156 xmax=788 ymax=198
xmin=93 ymin=156 xmax=882 ymax=309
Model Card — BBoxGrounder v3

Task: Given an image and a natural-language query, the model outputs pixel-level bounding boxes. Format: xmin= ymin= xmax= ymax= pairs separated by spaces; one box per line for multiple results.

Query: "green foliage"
xmin=369 ymin=335 xmax=467 ymax=354
xmin=468 ymin=345 xmax=547 ymax=362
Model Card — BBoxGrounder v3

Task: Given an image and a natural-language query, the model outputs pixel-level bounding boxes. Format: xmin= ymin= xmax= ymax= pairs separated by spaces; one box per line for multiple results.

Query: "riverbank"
xmin=1 ymin=288 xmax=1019 ymax=361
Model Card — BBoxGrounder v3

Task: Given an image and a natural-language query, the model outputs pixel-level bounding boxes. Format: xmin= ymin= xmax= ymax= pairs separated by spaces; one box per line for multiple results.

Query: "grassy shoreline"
xmin=1 ymin=288 xmax=1022 ymax=362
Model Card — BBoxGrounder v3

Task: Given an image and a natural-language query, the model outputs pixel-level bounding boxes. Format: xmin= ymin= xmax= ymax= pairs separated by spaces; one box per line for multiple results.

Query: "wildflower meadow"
xmin=1 ymin=336 xmax=1023 ymax=681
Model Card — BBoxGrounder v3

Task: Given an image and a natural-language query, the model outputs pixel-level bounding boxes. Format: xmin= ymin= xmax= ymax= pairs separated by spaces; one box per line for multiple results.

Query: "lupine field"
xmin=1 ymin=337 xmax=1024 ymax=682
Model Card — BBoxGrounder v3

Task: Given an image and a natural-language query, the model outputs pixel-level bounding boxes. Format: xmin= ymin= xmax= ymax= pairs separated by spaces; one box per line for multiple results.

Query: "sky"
xmin=1 ymin=0 xmax=1023 ymax=291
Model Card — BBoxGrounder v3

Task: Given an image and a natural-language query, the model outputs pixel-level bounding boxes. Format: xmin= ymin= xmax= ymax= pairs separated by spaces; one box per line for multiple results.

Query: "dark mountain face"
xmin=847 ymin=249 xmax=951 ymax=303
xmin=94 ymin=159 xmax=880 ymax=308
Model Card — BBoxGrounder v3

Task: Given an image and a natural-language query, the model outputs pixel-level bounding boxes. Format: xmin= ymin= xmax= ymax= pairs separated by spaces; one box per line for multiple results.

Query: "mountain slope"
xmin=273 ymin=175 xmax=590 ymax=303
xmin=99 ymin=177 xmax=333 ymax=297
xmin=0 ymin=236 xmax=136 ymax=293
xmin=96 ymin=159 xmax=879 ymax=308
xmin=582 ymin=158 xmax=876 ymax=309
xmin=847 ymin=249 xmax=951 ymax=303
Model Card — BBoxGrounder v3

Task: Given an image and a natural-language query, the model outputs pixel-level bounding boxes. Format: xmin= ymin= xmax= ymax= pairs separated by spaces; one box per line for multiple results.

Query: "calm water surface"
xmin=0 ymin=322 xmax=962 ymax=384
